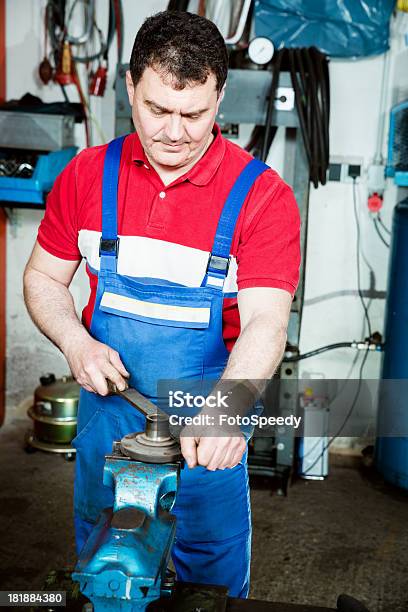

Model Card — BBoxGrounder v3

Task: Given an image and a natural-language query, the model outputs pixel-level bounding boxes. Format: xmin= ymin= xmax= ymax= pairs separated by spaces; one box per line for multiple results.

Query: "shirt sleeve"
xmin=236 ymin=174 xmax=301 ymax=296
xmin=37 ymin=155 xmax=81 ymax=260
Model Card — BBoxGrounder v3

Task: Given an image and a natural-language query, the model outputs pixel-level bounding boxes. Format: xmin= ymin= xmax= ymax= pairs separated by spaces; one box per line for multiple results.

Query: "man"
xmin=24 ymin=10 xmax=300 ymax=599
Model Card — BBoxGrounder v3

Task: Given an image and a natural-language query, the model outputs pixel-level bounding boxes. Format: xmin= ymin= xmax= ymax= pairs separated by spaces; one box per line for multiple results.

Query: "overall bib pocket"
xmin=96 ymin=277 xmax=217 ymax=399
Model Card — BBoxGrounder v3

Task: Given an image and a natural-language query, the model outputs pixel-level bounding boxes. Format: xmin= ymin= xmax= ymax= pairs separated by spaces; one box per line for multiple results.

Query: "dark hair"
xmin=129 ymin=11 xmax=228 ymax=95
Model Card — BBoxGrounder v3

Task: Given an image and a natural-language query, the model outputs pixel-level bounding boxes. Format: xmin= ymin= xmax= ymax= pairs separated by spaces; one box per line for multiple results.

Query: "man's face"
xmin=126 ymin=66 xmax=224 ymax=170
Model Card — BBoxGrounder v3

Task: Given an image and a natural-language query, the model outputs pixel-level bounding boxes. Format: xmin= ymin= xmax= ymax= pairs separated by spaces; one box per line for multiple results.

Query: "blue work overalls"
xmin=72 ymin=135 xmax=268 ymax=598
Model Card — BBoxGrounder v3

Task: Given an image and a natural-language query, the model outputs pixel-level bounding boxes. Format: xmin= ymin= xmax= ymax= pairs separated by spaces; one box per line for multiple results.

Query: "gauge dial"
xmin=248 ymin=36 xmax=274 ymax=65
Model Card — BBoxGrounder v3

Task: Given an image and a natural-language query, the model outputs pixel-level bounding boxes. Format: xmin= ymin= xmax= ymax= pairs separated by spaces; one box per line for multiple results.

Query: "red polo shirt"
xmin=38 ymin=125 xmax=300 ymax=351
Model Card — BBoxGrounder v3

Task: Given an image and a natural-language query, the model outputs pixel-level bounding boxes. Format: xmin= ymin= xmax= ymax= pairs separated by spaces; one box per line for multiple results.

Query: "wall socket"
xmin=328 ymin=156 xmax=364 ymax=183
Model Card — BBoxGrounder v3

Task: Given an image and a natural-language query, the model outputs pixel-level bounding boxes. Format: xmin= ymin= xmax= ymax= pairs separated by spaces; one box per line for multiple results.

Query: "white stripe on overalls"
xmin=100 ymin=292 xmax=211 ymax=324
xmin=78 ymin=229 xmax=238 ymax=293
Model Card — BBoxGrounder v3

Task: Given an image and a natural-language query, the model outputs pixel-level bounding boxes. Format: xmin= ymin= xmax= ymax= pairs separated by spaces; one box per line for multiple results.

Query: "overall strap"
xmin=99 ymin=135 xmax=127 ymax=272
xmin=204 ymin=158 xmax=269 ymax=288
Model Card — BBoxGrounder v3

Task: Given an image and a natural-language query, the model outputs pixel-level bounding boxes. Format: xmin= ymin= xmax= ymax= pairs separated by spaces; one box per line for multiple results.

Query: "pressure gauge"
xmin=248 ymin=37 xmax=274 ymax=65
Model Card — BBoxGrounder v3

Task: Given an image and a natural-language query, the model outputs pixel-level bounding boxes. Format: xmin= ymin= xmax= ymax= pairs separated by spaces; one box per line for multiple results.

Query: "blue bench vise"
xmin=72 ymin=387 xmax=183 ymax=611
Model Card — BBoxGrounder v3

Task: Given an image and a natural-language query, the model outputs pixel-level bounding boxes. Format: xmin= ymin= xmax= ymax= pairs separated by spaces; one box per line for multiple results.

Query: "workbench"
xmin=32 ymin=571 xmax=337 ymax=612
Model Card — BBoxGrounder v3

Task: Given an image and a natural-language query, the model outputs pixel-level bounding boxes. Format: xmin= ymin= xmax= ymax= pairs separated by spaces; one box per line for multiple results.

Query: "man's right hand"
xmin=63 ymin=335 xmax=129 ymax=396
xmin=23 ymin=243 xmax=129 ymax=396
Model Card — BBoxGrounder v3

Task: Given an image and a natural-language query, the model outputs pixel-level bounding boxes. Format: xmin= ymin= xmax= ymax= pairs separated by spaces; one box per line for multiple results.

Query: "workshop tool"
xmin=72 ymin=385 xmax=183 ymax=611
xmin=111 ymin=384 xmax=181 ymax=463
xmin=24 ymin=373 xmax=79 ymax=461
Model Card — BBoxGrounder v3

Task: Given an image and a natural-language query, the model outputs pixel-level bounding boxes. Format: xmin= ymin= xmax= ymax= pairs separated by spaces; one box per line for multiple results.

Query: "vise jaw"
xmin=72 ymin=447 xmax=181 ymax=612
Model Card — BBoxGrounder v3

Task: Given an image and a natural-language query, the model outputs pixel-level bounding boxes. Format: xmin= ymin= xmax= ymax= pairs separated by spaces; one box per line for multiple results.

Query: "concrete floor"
xmin=0 ymin=409 xmax=407 ymax=612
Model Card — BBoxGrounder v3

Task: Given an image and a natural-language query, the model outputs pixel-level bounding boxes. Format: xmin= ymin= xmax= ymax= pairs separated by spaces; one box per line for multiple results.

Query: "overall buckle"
xmin=99 ymin=237 xmax=120 ymax=257
xmin=206 ymin=253 xmax=231 ymax=276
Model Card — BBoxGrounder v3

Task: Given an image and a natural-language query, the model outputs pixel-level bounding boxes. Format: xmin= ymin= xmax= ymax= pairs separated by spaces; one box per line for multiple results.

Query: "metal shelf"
xmin=0 ymin=199 xmax=46 ymax=210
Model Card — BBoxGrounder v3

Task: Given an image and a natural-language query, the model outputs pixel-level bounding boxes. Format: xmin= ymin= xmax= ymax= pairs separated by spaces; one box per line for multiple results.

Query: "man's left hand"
xmin=181 ymin=433 xmax=246 ymax=471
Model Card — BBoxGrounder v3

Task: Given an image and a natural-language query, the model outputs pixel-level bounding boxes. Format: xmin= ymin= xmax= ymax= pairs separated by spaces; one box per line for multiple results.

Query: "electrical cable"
xmin=47 ymin=1 xmax=65 ymax=45
xmin=47 ymin=0 xmax=117 ymax=64
xmin=350 ymin=184 xmax=377 ymax=310
xmin=44 ymin=0 xmax=123 ymax=145
xmin=300 ymin=180 xmax=375 ymax=474
xmin=376 ymin=212 xmax=391 ymax=235
xmin=68 ymin=5 xmax=108 ymax=63
xmin=288 ymin=49 xmax=313 ymax=170
xmin=302 ymin=48 xmax=325 ymax=183
xmin=316 ymin=47 xmax=330 ymax=174
xmin=352 ymin=179 xmax=372 ymax=338
xmin=46 ymin=0 xmax=66 ymax=68
xmin=260 ymin=49 xmax=283 ymax=161
xmin=297 ymin=342 xmax=363 ymax=464
xmin=73 ymin=72 xmax=90 ymax=146
xmin=301 ymin=347 xmax=369 ymax=475
xmin=66 ymin=0 xmax=95 ymax=45
xmin=298 ymin=191 xmax=376 ymax=467
xmin=285 ymin=337 xmax=382 ymax=362
xmin=373 ymin=216 xmax=390 ymax=248
xmin=59 ymin=83 xmax=70 ymax=103
xmin=244 ymin=125 xmax=266 ymax=153
xmin=285 ymin=342 xmax=355 ymax=362
xmin=245 ymin=47 xmax=330 ymax=182
xmin=288 ymin=47 xmax=330 ymax=187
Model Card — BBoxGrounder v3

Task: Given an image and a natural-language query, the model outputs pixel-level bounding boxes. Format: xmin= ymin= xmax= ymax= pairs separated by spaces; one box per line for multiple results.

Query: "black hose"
xmin=261 ymin=50 xmax=283 ymax=161
xmin=47 ymin=0 xmax=117 ymax=64
xmin=373 ymin=217 xmax=390 ymax=248
xmin=301 ymin=348 xmax=369 ymax=476
xmin=377 ymin=212 xmax=391 ymax=235
xmin=103 ymin=0 xmax=116 ymax=61
xmin=288 ymin=49 xmax=313 ymax=170
xmin=284 ymin=342 xmax=354 ymax=363
xmin=352 ymin=179 xmax=372 ymax=337
xmin=167 ymin=0 xmax=190 ymax=10
xmin=287 ymin=47 xmax=330 ymax=187
xmin=59 ymin=84 xmax=69 ymax=103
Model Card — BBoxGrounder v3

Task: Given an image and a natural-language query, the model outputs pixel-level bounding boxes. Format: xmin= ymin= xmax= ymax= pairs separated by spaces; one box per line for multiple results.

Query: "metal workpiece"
xmin=73 ymin=454 xmax=181 ymax=611
xmin=120 ymin=420 xmax=182 ymax=464
xmin=109 ymin=383 xmax=182 ymax=462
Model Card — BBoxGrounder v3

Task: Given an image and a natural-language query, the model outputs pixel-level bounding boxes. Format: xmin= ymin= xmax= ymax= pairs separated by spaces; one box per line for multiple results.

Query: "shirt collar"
xmin=131 ymin=124 xmax=226 ymax=186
